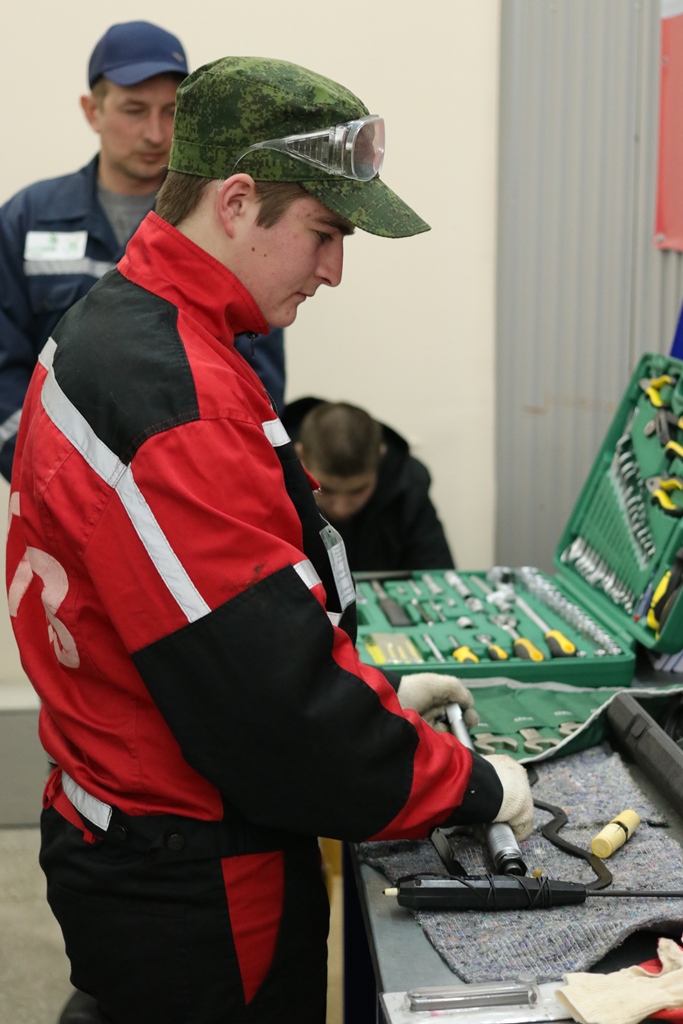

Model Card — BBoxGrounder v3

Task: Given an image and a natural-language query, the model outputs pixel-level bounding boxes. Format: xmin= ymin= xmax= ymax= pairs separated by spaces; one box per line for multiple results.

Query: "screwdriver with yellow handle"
xmin=446 ymin=634 xmax=479 ymax=663
xmin=499 ymin=621 xmax=546 ymax=661
xmin=475 ymin=633 xmax=509 ymax=661
xmin=514 ymin=594 xmax=577 ymax=657
xmin=473 ymin=575 xmax=545 ymax=661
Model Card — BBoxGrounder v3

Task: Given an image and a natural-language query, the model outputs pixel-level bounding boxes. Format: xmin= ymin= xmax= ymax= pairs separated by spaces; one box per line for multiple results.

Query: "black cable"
xmin=527 ymin=767 xmax=613 ymax=889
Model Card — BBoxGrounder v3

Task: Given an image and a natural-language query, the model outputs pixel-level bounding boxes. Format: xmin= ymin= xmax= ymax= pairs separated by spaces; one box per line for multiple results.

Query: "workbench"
xmin=343 ymin=661 xmax=683 ymax=1024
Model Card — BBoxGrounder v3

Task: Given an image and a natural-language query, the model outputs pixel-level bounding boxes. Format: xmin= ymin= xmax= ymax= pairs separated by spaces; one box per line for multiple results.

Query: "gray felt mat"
xmin=358 ymin=744 xmax=683 ymax=982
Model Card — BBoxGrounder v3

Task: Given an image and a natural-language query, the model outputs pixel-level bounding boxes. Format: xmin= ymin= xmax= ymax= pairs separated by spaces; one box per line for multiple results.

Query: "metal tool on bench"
xmin=519 ymin=727 xmax=560 ymax=755
xmin=470 ymin=573 xmax=514 ymax=612
xmin=445 ymin=703 xmax=527 ymax=875
xmin=369 ymin=579 xmax=412 ymax=627
xmin=443 ymin=570 xmax=484 ymax=613
xmin=490 ymin=613 xmax=545 ymax=661
xmin=513 ymin=592 xmax=578 ymax=657
xmin=516 ymin=565 xmax=623 ymax=656
xmin=421 ymin=632 xmax=445 ymax=663
xmin=473 ymin=575 xmax=545 ymax=660
xmin=421 ymin=573 xmax=444 ymax=596
xmin=447 ymin=634 xmax=479 ymax=663
xmin=644 ymin=408 xmax=683 ymax=445
xmin=475 ymin=632 xmax=509 ymax=661
xmin=472 ymin=732 xmax=519 ymax=755
xmin=411 ymin=598 xmax=435 ymax=625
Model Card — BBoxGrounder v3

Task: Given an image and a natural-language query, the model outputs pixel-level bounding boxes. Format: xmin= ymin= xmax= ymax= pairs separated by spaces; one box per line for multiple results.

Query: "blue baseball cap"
xmin=88 ymin=21 xmax=189 ymax=89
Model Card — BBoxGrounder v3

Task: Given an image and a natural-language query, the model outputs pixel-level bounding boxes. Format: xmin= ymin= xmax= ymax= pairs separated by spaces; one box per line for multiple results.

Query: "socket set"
xmin=356 ymin=353 xmax=683 ymax=687
xmin=355 ymin=567 xmax=635 ymax=687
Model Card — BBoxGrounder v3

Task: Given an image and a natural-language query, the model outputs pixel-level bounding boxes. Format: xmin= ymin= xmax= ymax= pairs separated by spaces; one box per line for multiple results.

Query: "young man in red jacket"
xmin=6 ymin=57 xmax=532 ymax=1024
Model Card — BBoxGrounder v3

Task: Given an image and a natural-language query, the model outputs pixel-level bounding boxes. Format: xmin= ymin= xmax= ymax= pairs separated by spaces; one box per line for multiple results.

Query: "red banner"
xmin=655 ymin=4 xmax=683 ymax=250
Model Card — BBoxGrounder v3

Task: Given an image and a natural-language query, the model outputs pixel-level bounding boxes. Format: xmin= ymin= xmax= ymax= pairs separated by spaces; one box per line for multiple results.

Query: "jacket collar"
xmin=118 ymin=212 xmax=270 ymax=346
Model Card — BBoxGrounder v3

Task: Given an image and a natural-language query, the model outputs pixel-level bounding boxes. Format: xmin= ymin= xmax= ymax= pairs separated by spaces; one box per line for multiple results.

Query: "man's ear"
xmin=215 ymin=175 xmax=258 ymax=239
xmin=80 ymin=94 xmax=100 ymax=133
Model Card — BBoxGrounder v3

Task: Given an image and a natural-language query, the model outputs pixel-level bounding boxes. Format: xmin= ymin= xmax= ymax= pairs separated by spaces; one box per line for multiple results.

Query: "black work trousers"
xmin=40 ymin=807 xmax=329 ymax=1024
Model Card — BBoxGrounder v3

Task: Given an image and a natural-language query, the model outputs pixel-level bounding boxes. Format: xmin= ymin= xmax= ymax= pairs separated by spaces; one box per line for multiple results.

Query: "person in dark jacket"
xmin=283 ymin=397 xmax=456 ymax=572
xmin=0 ymin=22 xmax=286 ymax=483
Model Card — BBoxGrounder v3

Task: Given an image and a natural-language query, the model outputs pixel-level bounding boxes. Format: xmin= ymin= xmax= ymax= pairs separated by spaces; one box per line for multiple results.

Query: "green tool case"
xmin=355 ymin=352 xmax=683 ymax=688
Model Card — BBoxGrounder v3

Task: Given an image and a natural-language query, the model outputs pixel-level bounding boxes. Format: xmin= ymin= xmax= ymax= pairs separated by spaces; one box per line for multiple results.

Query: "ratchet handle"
xmin=544 ymin=630 xmax=577 ymax=657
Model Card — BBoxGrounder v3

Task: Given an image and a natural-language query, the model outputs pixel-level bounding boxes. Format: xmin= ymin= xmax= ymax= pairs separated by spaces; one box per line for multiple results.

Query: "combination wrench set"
xmin=556 ymin=352 xmax=683 ymax=658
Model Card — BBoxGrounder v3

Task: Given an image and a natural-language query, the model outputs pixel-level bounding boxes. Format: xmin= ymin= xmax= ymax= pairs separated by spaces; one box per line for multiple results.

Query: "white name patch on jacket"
xmin=24 ymin=231 xmax=88 ymax=261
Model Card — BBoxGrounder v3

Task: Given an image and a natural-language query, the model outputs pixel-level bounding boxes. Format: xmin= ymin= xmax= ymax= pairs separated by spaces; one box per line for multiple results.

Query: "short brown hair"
xmin=90 ymin=77 xmax=109 ymax=108
xmin=299 ymin=403 xmax=383 ymax=477
xmin=155 ymin=170 xmax=308 ymax=228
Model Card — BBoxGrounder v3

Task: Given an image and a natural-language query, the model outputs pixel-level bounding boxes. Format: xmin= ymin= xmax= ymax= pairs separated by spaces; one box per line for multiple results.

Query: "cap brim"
xmin=103 ymin=60 xmax=188 ymax=86
xmin=300 ymin=177 xmax=430 ymax=238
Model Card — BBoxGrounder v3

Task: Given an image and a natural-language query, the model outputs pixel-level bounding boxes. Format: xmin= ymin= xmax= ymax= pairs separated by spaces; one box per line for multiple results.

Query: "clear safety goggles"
xmin=232 ymin=114 xmax=385 ymax=181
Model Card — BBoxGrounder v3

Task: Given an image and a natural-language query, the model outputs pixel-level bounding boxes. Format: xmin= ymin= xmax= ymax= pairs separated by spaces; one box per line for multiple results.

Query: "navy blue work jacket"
xmin=0 ymin=156 xmax=285 ymax=480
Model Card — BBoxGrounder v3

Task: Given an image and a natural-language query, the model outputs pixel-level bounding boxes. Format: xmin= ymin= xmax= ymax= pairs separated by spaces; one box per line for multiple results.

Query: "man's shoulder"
xmin=1 ymin=158 xmax=97 ymax=218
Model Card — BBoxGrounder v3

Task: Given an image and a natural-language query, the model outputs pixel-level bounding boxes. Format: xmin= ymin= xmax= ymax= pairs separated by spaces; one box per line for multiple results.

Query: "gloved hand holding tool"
xmin=482 ymin=752 xmax=535 ymax=841
xmin=447 ymin=703 xmax=533 ymax=865
xmin=396 ymin=672 xmax=479 ymax=731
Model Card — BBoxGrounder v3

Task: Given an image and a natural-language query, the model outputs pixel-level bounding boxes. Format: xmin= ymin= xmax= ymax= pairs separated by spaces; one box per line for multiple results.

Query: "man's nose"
xmin=144 ymin=111 xmax=167 ymax=146
xmin=318 ymin=239 xmax=344 ymax=288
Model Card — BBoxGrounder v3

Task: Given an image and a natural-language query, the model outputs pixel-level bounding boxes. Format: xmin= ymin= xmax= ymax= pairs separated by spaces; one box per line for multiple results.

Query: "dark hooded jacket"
xmin=282 ymin=397 xmax=455 ymax=573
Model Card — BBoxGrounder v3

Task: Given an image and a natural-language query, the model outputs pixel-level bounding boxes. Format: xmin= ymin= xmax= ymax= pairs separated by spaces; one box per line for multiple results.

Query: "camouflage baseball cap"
xmin=168 ymin=56 xmax=429 ymax=238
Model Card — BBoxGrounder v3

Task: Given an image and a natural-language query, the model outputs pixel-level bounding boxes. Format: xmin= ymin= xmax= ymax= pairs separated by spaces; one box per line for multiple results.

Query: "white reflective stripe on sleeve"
xmin=40 ymin=367 xmax=211 ymax=623
xmin=23 ymin=258 xmax=116 ymax=279
xmin=293 ymin=558 xmax=321 ymax=590
xmin=39 ymin=336 xmax=57 ymax=371
xmin=327 ymin=611 xmax=342 ymax=626
xmin=262 ymin=418 xmax=290 ymax=447
xmin=62 ymin=770 xmax=112 ymax=831
xmin=116 ymin=467 xmax=210 ymax=621
xmin=0 ymin=409 xmax=22 ymax=448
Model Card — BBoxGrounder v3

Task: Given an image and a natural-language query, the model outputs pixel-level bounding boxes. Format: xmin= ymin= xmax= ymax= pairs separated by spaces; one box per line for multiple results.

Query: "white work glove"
xmin=396 ymin=673 xmax=479 ymax=731
xmin=558 ymin=937 xmax=683 ymax=1024
xmin=482 ymin=753 xmax=534 ymax=840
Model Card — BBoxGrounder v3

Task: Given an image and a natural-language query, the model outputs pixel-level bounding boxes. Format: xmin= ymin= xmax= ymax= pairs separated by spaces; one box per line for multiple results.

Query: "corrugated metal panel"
xmin=496 ymin=0 xmax=683 ymax=574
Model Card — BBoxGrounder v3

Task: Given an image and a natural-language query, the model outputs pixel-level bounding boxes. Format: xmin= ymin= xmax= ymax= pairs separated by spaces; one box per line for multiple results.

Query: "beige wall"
xmin=0 ymin=1 xmax=500 ymax=686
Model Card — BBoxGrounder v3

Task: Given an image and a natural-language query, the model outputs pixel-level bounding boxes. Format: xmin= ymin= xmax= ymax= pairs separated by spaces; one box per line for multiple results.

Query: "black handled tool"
xmin=384 ymin=875 xmax=683 ymax=912
xmin=475 ymin=633 xmax=509 ymax=661
xmin=369 ymin=579 xmax=412 ymax=627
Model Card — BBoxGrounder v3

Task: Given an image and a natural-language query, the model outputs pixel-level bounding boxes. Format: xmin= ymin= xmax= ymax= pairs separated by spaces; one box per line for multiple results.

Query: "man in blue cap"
xmin=0 ymin=22 xmax=286 ymax=485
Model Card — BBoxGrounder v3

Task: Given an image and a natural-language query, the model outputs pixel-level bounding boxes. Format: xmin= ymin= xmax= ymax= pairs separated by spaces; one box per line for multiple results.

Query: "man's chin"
xmin=268 ymin=309 xmax=299 ymax=329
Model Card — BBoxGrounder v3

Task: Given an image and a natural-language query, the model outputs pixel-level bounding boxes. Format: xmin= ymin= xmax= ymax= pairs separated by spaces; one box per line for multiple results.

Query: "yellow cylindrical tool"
xmin=590 ymin=810 xmax=641 ymax=858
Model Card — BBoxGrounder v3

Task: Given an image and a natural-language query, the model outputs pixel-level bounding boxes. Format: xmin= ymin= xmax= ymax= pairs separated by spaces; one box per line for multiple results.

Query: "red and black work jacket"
xmin=6 ymin=212 xmax=502 ymax=844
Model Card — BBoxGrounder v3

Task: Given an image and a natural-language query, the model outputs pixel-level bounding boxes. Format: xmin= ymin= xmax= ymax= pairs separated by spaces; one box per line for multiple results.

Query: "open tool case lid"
xmin=554 ymin=351 xmax=683 ymax=655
